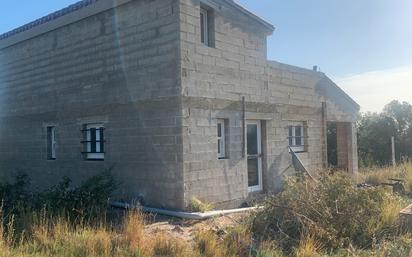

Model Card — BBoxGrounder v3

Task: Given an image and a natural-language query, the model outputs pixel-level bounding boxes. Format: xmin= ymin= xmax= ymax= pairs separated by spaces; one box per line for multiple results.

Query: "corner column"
xmin=336 ymin=122 xmax=358 ymax=174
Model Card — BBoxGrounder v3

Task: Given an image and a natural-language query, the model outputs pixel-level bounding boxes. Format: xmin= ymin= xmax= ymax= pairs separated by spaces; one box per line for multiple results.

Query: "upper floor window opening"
xmin=200 ymin=6 xmax=215 ymax=47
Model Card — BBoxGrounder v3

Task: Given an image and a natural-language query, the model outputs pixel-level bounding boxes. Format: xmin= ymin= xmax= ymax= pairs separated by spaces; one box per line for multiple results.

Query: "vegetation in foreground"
xmin=1 ymin=165 xmax=412 ymax=256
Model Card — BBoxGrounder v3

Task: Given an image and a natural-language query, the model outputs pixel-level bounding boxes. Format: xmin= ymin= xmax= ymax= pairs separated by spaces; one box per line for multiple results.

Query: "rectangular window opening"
xmin=217 ymin=119 xmax=228 ymax=159
xmin=200 ymin=6 xmax=215 ymax=47
xmin=82 ymin=124 xmax=105 ymax=160
xmin=288 ymin=123 xmax=307 ymax=152
xmin=47 ymin=126 xmax=56 ymax=160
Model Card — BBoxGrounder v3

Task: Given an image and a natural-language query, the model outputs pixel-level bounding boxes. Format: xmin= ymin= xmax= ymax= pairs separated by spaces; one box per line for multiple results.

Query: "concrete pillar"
xmin=321 ymin=102 xmax=328 ymax=169
xmin=336 ymin=122 xmax=349 ymax=170
xmin=336 ymin=122 xmax=358 ymax=174
xmin=348 ymin=122 xmax=358 ymax=175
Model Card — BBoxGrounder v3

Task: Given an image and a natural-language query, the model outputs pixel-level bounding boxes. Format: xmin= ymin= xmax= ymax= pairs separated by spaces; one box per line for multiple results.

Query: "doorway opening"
xmin=327 ymin=122 xmax=337 ymax=168
xmin=247 ymin=120 xmax=263 ymax=192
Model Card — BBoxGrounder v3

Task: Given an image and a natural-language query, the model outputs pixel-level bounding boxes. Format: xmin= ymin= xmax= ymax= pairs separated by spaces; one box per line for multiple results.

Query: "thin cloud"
xmin=335 ymin=66 xmax=412 ymax=113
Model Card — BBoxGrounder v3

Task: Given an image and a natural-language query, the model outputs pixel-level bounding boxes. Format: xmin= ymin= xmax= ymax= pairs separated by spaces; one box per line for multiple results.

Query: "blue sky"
xmin=236 ymin=0 xmax=412 ymax=77
xmin=1 ymin=0 xmax=411 ymax=111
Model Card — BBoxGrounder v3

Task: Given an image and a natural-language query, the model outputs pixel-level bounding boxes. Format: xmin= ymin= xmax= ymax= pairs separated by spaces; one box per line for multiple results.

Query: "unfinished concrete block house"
xmin=0 ymin=0 xmax=359 ymax=210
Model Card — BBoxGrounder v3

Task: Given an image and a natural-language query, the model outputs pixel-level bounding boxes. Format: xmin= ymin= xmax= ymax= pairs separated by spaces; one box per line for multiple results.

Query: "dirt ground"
xmin=143 ymin=213 xmax=250 ymax=242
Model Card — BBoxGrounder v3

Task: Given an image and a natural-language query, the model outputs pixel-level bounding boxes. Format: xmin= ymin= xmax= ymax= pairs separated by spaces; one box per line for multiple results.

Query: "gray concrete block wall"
xmin=0 ymin=0 xmax=359 ymax=210
xmin=0 ymin=0 xmax=185 ymax=209
xmin=180 ymin=0 xmax=273 ymax=208
xmin=179 ymin=0 xmax=358 ymax=208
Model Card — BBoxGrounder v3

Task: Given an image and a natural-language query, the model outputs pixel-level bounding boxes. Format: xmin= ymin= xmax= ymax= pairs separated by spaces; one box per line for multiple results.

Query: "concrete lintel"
xmin=245 ymin=112 xmax=274 ymax=121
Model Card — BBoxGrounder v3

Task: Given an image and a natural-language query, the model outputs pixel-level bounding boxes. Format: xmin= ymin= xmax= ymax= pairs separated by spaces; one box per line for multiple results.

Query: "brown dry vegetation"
xmin=359 ymin=162 xmax=412 ymax=192
xmin=1 ymin=164 xmax=412 ymax=256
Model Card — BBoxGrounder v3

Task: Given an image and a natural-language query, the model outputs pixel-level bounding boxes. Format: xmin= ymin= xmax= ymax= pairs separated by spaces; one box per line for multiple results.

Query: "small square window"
xmin=82 ymin=124 xmax=105 ymax=160
xmin=47 ymin=126 xmax=56 ymax=160
xmin=217 ymin=119 xmax=228 ymax=159
xmin=288 ymin=123 xmax=306 ymax=152
xmin=200 ymin=7 xmax=214 ymax=47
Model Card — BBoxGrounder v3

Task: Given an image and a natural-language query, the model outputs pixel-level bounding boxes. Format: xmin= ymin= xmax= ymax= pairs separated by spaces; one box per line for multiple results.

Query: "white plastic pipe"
xmin=111 ymin=201 xmax=259 ymax=220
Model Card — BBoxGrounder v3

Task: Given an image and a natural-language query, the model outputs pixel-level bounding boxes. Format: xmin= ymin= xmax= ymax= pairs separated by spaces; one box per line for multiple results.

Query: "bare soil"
xmin=144 ymin=213 xmax=249 ymax=242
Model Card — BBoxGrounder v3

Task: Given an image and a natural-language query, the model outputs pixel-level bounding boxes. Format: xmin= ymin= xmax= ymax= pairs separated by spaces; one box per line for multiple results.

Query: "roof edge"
xmin=0 ymin=0 xmax=132 ymax=49
xmin=226 ymin=0 xmax=275 ymax=33
xmin=1 ymin=0 xmax=275 ymax=49
xmin=322 ymin=75 xmax=361 ymax=111
xmin=268 ymin=60 xmax=360 ymax=112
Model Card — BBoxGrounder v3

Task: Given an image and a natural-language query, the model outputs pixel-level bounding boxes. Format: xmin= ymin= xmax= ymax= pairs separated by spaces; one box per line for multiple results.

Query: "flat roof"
xmin=0 ymin=0 xmax=100 ymax=41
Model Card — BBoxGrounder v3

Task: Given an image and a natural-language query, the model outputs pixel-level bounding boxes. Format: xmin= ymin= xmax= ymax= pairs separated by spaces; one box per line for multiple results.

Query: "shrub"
xmin=0 ymin=173 xmax=31 ymax=216
xmin=251 ymin=173 xmax=402 ymax=253
xmin=0 ymin=170 xmax=117 ymax=237
xmin=38 ymin=170 xmax=117 ymax=220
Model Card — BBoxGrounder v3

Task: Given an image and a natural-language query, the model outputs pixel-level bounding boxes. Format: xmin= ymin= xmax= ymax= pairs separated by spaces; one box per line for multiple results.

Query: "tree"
xmin=358 ymin=100 xmax=412 ymax=166
xmin=383 ymin=100 xmax=412 ymax=134
xmin=357 ymin=112 xmax=397 ymax=166
xmin=383 ymin=100 xmax=412 ymax=159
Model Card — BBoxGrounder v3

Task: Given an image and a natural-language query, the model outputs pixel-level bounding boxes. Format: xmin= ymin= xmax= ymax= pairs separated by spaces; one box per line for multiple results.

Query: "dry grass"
xmin=195 ymin=230 xmax=225 ymax=257
xmin=0 ymin=207 xmax=10 ymax=257
xmin=122 ymin=210 xmax=146 ymax=253
xmin=294 ymin=234 xmax=323 ymax=257
xmin=255 ymin=241 xmax=284 ymax=257
xmin=359 ymin=162 xmax=412 ymax=189
xmin=1 ymin=165 xmax=412 ymax=257
xmin=0 ymin=209 xmax=267 ymax=257
xmin=378 ymin=196 xmax=402 ymax=229
xmin=188 ymin=197 xmax=214 ymax=213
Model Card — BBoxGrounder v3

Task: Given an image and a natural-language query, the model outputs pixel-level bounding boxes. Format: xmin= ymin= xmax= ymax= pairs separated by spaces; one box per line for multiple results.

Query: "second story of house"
xmin=0 ymin=0 xmax=358 ymax=120
xmin=179 ymin=0 xmax=359 ymax=121
xmin=179 ymin=0 xmax=274 ymax=99
xmin=0 ymin=0 xmax=182 ymax=118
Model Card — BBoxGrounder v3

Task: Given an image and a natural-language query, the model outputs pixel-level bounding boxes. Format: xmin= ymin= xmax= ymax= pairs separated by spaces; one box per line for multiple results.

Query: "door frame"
xmin=246 ymin=120 xmax=263 ymax=192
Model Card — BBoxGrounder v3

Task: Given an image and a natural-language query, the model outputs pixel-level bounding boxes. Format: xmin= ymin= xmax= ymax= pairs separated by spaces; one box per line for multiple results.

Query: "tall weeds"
xmin=0 ymin=166 xmax=411 ymax=256
xmin=0 ymin=205 xmax=7 ymax=255
xmin=359 ymin=162 xmax=412 ymax=189
xmin=251 ymin=172 xmax=407 ymax=254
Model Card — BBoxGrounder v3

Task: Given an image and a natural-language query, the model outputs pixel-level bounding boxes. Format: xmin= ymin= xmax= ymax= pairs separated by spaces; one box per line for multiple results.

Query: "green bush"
xmin=0 ymin=173 xmax=31 ymax=215
xmin=38 ymin=171 xmax=117 ymax=219
xmin=0 ymin=170 xmax=117 ymax=225
xmin=251 ymin=173 xmax=402 ymax=253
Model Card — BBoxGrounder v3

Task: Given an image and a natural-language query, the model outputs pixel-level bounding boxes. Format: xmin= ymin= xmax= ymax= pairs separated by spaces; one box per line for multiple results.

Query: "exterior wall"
xmin=0 ymin=0 xmax=184 ymax=209
xmin=0 ymin=0 xmax=359 ymax=210
xmin=180 ymin=0 xmax=270 ymax=208
xmin=179 ymin=0 xmax=358 ymax=208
